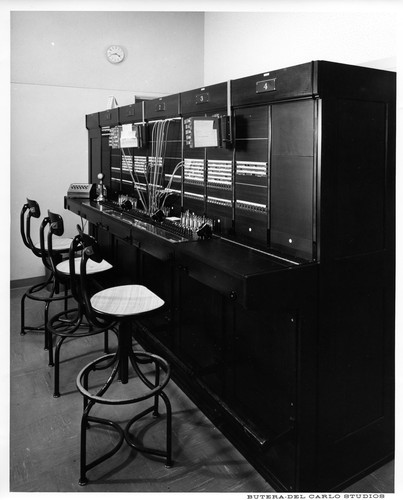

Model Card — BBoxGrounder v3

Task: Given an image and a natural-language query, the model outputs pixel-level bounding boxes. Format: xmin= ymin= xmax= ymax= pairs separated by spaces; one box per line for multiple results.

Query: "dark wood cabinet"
xmin=73 ymin=60 xmax=395 ymax=492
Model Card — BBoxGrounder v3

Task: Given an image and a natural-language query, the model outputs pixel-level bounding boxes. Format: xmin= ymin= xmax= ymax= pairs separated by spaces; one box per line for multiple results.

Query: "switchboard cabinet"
xmin=77 ymin=61 xmax=395 ymax=492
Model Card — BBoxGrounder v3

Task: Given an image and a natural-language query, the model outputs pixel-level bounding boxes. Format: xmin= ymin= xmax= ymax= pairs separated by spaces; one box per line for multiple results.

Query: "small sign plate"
xmin=155 ymin=102 xmax=166 ymax=112
xmin=256 ymin=78 xmax=276 ymax=94
xmin=195 ymin=92 xmax=209 ymax=104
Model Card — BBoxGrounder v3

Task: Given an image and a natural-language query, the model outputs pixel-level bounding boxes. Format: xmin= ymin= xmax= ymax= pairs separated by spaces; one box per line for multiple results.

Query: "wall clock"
xmin=106 ymin=45 xmax=125 ymax=64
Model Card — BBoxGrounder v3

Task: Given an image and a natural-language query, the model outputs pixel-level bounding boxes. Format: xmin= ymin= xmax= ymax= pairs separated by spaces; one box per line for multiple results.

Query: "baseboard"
xmin=10 ymin=276 xmax=47 ymax=289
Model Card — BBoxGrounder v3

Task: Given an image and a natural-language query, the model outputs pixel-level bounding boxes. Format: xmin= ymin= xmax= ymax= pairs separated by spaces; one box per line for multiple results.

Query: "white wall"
xmin=11 ymin=11 xmax=205 ymax=281
xmin=11 ymin=83 xmax=147 ymax=273
xmin=12 ymin=11 xmax=205 ymax=94
xmin=203 ymin=12 xmax=397 ymax=83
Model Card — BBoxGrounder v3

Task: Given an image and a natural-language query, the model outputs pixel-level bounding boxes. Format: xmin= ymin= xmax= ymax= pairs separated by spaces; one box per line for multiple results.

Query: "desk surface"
xmin=78 ymin=199 xmax=300 ymax=277
xmin=175 ymin=237 xmax=295 ymax=278
xmin=66 ymin=197 xmax=307 ymax=307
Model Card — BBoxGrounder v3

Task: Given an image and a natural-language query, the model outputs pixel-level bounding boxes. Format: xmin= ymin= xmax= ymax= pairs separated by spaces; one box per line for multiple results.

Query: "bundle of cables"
xmin=122 ymin=118 xmax=183 ymax=215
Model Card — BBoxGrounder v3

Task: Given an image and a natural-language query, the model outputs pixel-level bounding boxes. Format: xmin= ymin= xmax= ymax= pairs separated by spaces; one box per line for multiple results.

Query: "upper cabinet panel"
xmin=231 ymin=62 xmax=314 ymax=107
xmin=119 ymin=102 xmax=144 ymax=124
xmin=181 ymin=82 xmax=228 ymax=115
xmin=86 ymin=112 xmax=99 ymax=130
xmin=99 ymin=108 xmax=119 ymax=127
xmin=144 ymin=94 xmax=181 ymax=120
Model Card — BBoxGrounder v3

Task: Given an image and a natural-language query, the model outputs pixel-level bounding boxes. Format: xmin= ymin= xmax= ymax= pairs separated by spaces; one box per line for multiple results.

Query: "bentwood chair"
xmin=74 ymin=230 xmax=173 ymax=486
xmin=45 ymin=212 xmax=113 ymax=397
xmin=20 ymin=199 xmax=72 ymax=355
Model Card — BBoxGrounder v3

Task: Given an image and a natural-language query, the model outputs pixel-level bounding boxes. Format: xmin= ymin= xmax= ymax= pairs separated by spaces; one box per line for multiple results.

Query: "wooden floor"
xmin=9 ymin=286 xmax=394 ymax=493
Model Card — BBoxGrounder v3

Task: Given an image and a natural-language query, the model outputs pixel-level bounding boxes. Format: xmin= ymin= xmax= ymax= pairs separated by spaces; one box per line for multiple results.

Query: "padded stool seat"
xmin=56 ymin=256 xmax=112 ymax=275
xmin=91 ymin=284 xmax=164 ymax=317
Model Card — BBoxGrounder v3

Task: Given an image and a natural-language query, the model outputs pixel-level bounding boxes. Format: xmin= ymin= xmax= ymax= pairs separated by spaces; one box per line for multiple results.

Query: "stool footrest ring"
xmin=76 ymin=351 xmax=171 ymax=405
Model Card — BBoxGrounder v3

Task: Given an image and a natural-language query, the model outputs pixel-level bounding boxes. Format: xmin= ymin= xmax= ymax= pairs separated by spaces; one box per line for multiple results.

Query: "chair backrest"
xmin=73 ymin=227 xmax=112 ymax=329
xmin=39 ymin=210 xmax=65 ymax=275
xmin=68 ymin=230 xmax=83 ymax=303
xmin=48 ymin=210 xmax=64 ymax=237
xmin=20 ymin=198 xmax=42 ymax=257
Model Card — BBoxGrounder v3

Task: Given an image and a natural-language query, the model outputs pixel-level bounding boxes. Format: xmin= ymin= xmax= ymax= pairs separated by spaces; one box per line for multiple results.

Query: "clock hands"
xmin=107 ymin=46 xmax=124 ymax=62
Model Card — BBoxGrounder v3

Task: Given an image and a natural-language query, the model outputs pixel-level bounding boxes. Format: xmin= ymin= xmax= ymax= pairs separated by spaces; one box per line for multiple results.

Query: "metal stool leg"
xmin=79 ymin=403 xmax=92 ymax=486
xmin=20 ymin=292 xmax=27 ymax=336
xmin=64 ymin=283 xmax=69 ymax=311
xmin=153 ymin=362 xmax=160 ymax=417
xmin=77 ymin=355 xmax=124 ymax=486
xmin=160 ymin=390 xmax=173 ymax=467
xmin=103 ymin=330 xmax=109 ymax=354
xmin=53 ymin=336 xmax=66 ymax=398
xmin=45 ymin=301 xmax=54 ymax=366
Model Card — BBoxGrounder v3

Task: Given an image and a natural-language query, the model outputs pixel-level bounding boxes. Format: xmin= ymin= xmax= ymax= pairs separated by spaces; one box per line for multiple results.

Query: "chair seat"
xmin=56 ymin=257 xmax=112 ymax=276
xmin=91 ymin=285 xmax=164 ymax=317
xmin=35 ymin=237 xmax=72 ymax=251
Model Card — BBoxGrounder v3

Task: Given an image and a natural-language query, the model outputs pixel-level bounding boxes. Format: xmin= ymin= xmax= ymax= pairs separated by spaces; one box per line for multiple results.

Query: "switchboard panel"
xmin=82 ymin=62 xmax=395 ymax=492
xmin=234 ymin=105 xmax=269 ymax=246
xmin=270 ymin=99 xmax=316 ymax=260
xmin=181 ymin=82 xmax=233 ymax=236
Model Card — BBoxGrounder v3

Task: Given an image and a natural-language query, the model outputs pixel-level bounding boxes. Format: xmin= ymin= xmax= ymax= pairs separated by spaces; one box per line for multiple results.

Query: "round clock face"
xmin=106 ymin=45 xmax=125 ymax=64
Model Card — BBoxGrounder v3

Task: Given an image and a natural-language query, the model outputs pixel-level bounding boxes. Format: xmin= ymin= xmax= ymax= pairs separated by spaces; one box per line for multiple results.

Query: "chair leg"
xmin=153 ymin=362 xmax=160 ymax=417
xmin=78 ymin=404 xmax=91 ymax=486
xmin=64 ymin=283 xmax=69 ymax=311
xmin=44 ymin=301 xmax=50 ymax=351
xmin=45 ymin=302 xmax=54 ymax=366
xmin=20 ymin=292 xmax=27 ymax=335
xmin=82 ymin=370 xmax=90 ymax=418
xmin=103 ymin=330 xmax=109 ymax=354
xmin=160 ymin=390 xmax=173 ymax=467
xmin=53 ymin=336 xmax=66 ymax=398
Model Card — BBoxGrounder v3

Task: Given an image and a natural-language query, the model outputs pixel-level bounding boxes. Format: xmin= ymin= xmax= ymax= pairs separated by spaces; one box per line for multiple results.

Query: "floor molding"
xmin=10 ymin=275 xmax=46 ymax=289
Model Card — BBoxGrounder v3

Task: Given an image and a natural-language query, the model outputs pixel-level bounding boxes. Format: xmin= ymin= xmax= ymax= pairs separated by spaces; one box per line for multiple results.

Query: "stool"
xmin=46 ymin=214 xmax=113 ymax=397
xmin=75 ymin=231 xmax=173 ymax=485
xmin=20 ymin=199 xmax=72 ymax=355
